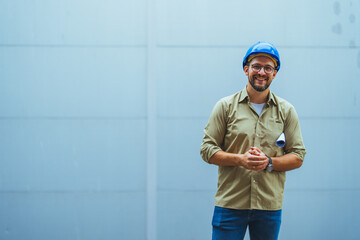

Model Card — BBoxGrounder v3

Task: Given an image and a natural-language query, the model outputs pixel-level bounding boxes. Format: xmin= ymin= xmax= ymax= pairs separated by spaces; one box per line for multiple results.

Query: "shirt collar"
xmin=267 ymin=91 xmax=278 ymax=106
xmin=238 ymin=87 xmax=278 ymax=106
xmin=238 ymin=88 xmax=249 ymax=103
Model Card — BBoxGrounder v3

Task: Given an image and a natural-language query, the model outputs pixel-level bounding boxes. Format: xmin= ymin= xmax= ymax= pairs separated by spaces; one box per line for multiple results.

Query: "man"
xmin=200 ymin=41 xmax=306 ymax=240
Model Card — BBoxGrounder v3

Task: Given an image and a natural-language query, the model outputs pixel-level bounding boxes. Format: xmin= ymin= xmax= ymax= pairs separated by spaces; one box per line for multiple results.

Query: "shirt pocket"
xmin=263 ymin=118 xmax=285 ymax=156
xmin=268 ymin=118 xmax=284 ymax=137
xmin=225 ymin=116 xmax=256 ymax=150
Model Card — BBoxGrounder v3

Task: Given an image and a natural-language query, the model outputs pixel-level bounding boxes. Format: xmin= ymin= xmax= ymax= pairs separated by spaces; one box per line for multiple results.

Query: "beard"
xmin=249 ymin=75 xmax=270 ymax=92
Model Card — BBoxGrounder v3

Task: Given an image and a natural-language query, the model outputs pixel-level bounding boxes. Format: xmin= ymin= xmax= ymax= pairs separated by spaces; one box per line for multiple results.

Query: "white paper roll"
xmin=276 ymin=133 xmax=285 ymax=147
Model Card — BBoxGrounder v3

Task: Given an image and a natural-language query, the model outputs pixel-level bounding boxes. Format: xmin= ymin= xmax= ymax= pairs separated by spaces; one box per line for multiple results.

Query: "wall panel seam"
xmin=146 ymin=0 xmax=157 ymax=239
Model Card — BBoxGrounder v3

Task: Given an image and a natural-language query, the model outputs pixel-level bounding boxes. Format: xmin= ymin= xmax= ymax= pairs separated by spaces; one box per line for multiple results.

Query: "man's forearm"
xmin=272 ymin=153 xmax=303 ymax=171
xmin=209 ymin=150 xmax=241 ymax=166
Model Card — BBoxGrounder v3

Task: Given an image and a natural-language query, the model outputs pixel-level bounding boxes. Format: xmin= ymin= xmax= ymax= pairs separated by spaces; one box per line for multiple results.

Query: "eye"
xmin=264 ymin=66 xmax=272 ymax=72
xmin=253 ymin=65 xmax=261 ymax=71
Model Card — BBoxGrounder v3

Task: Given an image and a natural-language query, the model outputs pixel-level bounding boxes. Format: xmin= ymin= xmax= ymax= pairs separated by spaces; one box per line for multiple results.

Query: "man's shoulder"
xmin=210 ymin=91 xmax=242 ymax=117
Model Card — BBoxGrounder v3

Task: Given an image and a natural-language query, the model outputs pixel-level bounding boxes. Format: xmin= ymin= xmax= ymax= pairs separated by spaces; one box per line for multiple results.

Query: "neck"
xmin=246 ymin=84 xmax=269 ymax=104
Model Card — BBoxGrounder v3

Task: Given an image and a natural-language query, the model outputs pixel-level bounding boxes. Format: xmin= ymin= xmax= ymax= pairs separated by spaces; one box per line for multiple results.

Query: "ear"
xmin=244 ymin=65 xmax=249 ymax=76
xmin=272 ymin=70 xmax=278 ymax=78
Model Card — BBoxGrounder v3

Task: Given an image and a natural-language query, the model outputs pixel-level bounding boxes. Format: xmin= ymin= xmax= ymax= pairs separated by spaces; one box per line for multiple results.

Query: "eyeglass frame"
xmin=248 ymin=64 xmax=276 ymax=74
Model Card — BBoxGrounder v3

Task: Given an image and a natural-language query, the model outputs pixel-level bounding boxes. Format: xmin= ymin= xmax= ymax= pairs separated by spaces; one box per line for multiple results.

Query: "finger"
xmin=251 ymin=147 xmax=267 ymax=157
xmin=251 ymin=146 xmax=262 ymax=153
xmin=248 ymin=155 xmax=268 ymax=161
xmin=248 ymin=150 xmax=260 ymax=156
xmin=248 ymin=159 xmax=267 ymax=166
xmin=251 ymin=163 xmax=267 ymax=171
xmin=259 ymin=163 xmax=268 ymax=170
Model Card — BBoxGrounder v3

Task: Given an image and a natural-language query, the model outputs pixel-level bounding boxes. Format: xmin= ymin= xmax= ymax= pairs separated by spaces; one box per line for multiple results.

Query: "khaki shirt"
xmin=200 ymin=87 xmax=306 ymax=210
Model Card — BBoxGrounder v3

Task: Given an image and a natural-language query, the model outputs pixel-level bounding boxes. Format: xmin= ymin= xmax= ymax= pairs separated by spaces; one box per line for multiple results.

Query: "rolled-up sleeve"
xmin=200 ymin=99 xmax=228 ymax=163
xmin=283 ymin=106 xmax=306 ymax=161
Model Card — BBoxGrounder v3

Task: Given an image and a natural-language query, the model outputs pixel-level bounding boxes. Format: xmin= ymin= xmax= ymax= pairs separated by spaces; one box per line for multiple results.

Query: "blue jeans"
xmin=212 ymin=206 xmax=282 ymax=240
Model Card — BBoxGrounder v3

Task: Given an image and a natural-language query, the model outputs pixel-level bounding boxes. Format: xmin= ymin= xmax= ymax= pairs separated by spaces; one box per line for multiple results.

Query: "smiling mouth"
xmin=254 ymin=78 xmax=267 ymax=83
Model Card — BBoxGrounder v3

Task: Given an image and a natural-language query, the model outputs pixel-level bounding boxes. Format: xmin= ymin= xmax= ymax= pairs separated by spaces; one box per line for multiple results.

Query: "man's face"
xmin=244 ymin=56 xmax=278 ymax=92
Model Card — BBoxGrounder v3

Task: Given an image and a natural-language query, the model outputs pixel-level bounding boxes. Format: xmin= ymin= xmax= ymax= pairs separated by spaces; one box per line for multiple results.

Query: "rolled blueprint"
xmin=276 ymin=133 xmax=285 ymax=147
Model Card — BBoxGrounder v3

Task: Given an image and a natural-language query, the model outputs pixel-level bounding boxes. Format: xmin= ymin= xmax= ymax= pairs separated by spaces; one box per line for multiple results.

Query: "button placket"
xmin=254 ymin=119 xmax=263 ymax=147
xmin=250 ymin=173 xmax=258 ymax=209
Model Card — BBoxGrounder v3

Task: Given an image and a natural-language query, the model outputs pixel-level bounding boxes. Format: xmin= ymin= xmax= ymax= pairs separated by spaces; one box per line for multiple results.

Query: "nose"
xmin=258 ymin=67 xmax=266 ymax=75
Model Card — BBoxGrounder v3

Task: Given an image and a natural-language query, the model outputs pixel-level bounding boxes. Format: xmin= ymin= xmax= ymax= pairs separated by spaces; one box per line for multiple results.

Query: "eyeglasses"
xmin=250 ymin=64 xmax=275 ymax=74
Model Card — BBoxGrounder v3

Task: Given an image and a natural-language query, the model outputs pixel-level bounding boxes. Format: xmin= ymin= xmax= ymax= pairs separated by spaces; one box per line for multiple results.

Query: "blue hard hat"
xmin=242 ymin=41 xmax=281 ymax=71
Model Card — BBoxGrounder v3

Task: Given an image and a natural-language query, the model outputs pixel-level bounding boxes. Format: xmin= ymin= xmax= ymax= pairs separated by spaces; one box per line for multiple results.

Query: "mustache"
xmin=253 ymin=75 xmax=269 ymax=81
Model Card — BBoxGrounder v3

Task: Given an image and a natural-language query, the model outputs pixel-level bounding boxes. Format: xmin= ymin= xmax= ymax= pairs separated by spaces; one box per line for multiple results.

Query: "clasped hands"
xmin=241 ymin=147 xmax=268 ymax=171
